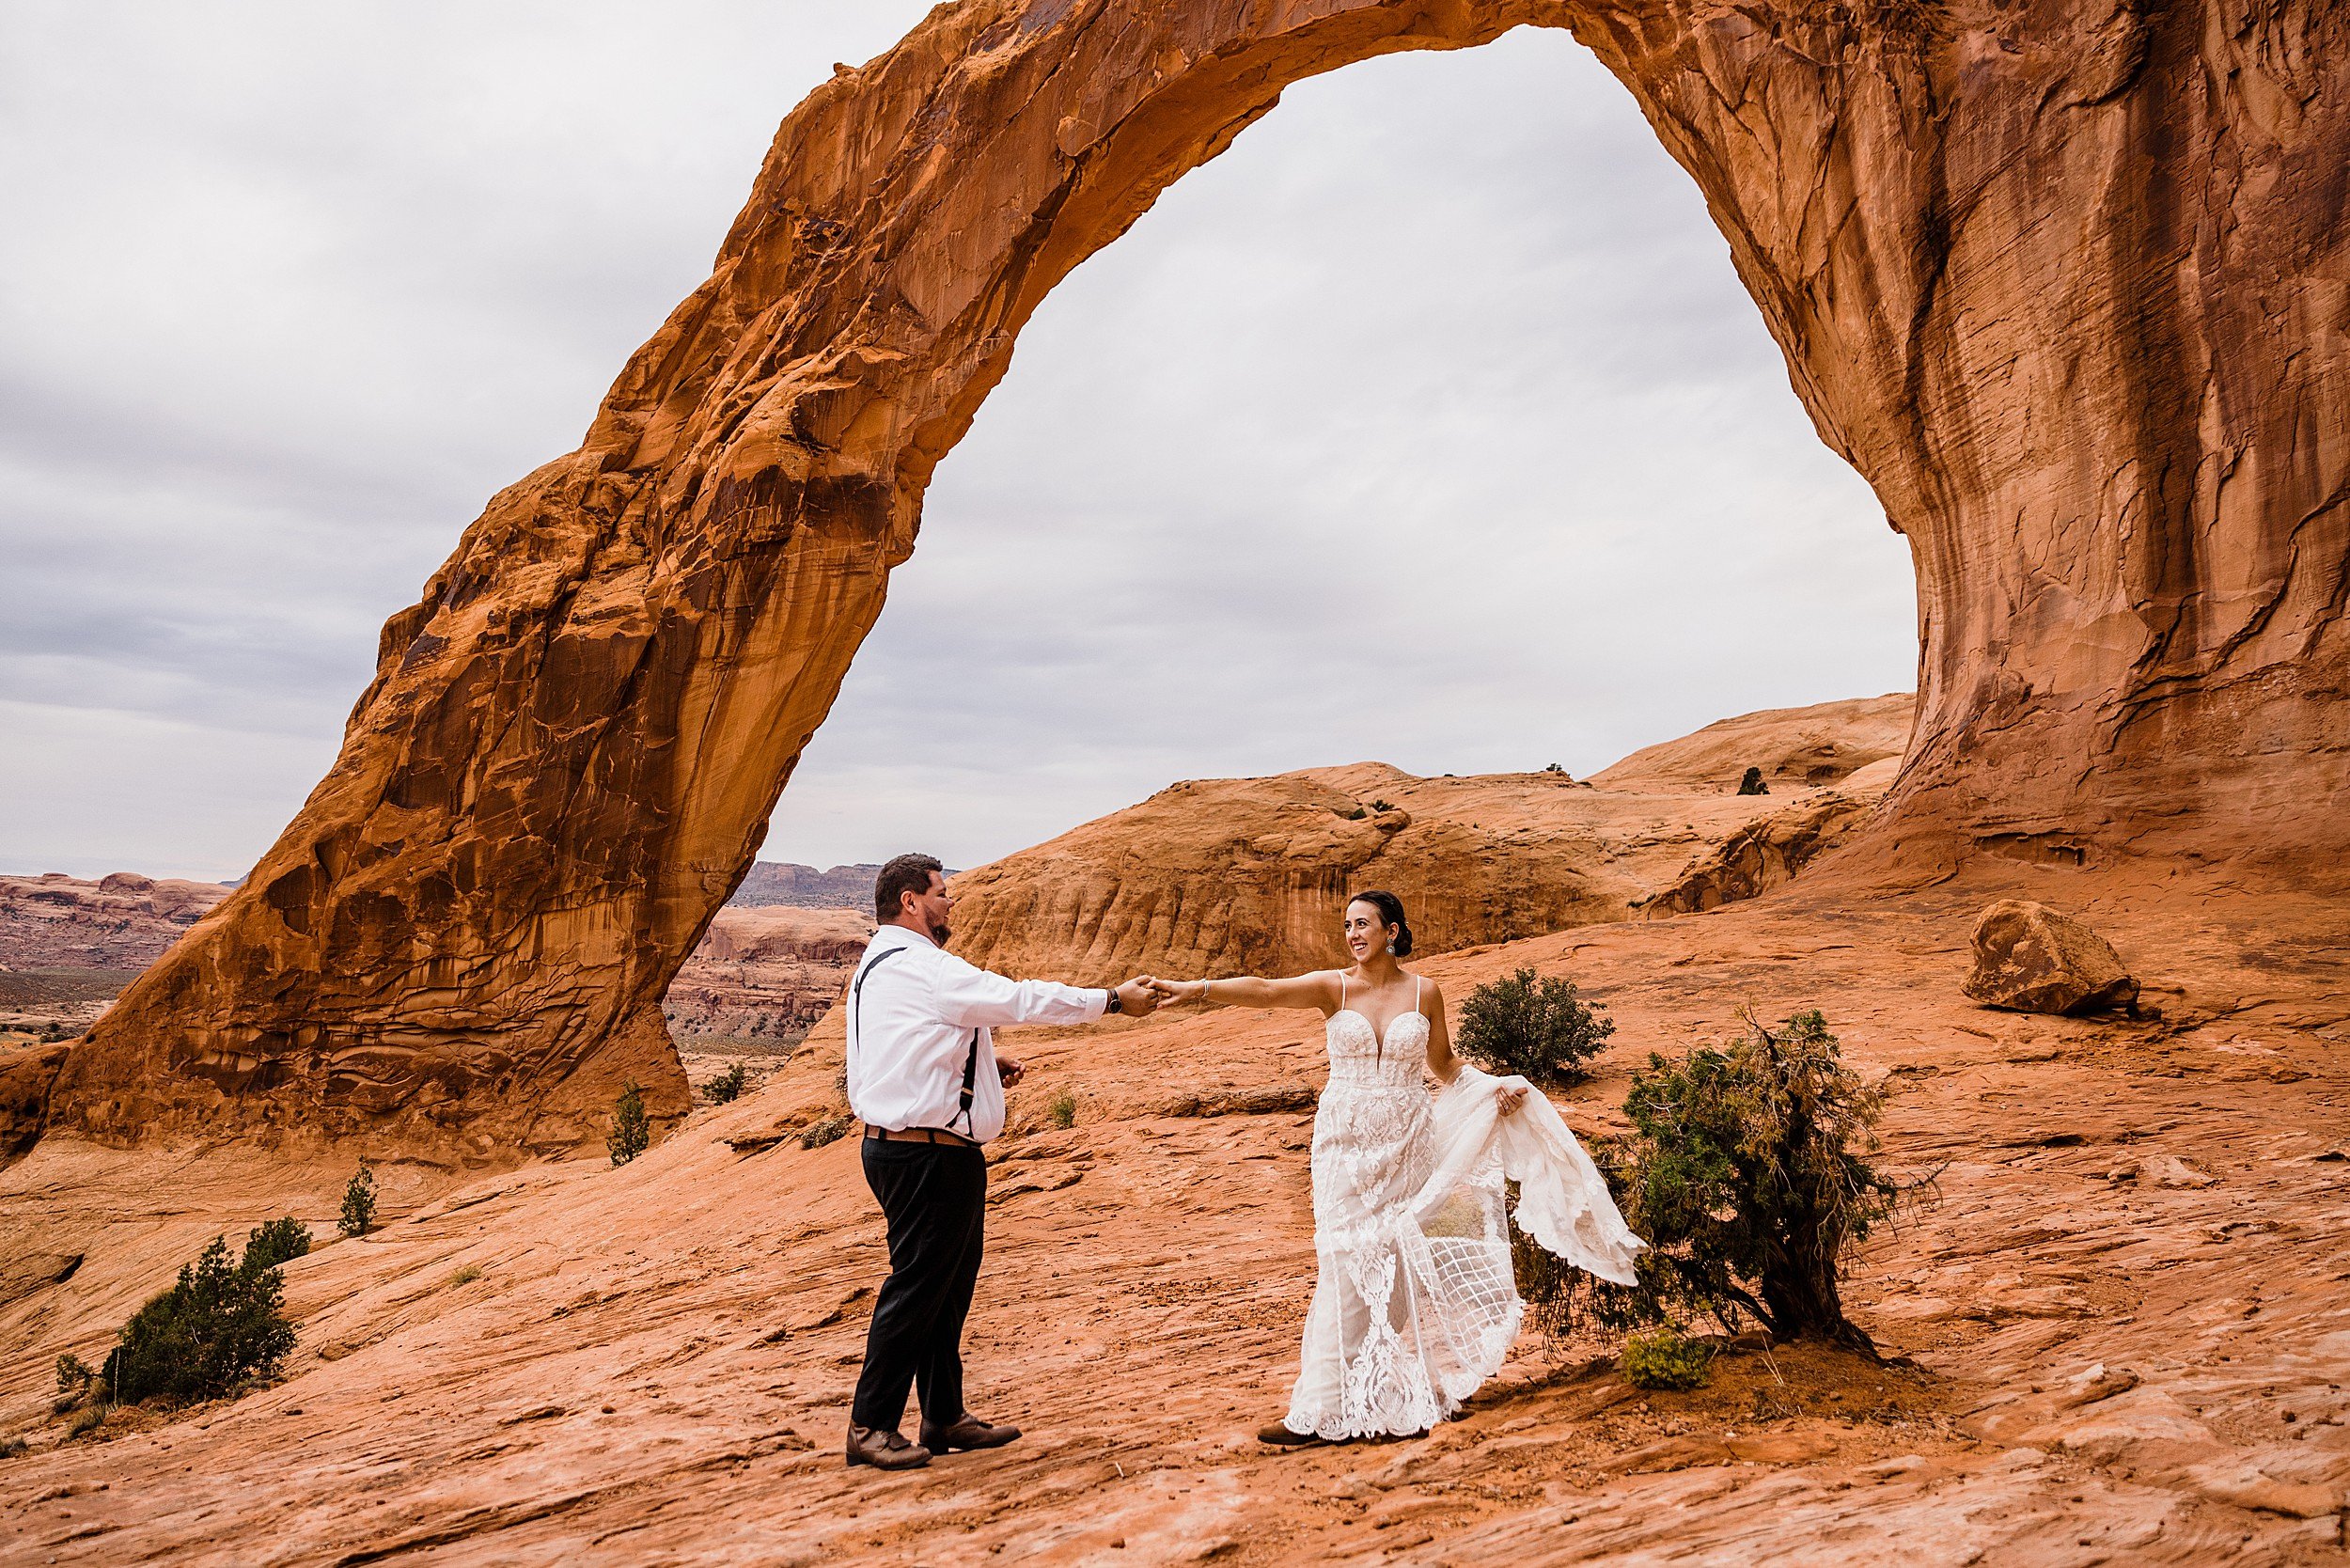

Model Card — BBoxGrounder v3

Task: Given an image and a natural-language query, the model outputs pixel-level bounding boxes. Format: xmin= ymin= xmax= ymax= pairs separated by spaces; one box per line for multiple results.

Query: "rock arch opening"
xmin=39 ymin=0 xmax=2350 ymax=1157
xmin=783 ymin=26 xmax=1916 ymax=873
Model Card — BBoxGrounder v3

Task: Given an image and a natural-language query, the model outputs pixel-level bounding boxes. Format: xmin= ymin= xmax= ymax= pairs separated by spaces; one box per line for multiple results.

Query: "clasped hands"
xmin=1106 ymin=976 xmax=1195 ymax=1014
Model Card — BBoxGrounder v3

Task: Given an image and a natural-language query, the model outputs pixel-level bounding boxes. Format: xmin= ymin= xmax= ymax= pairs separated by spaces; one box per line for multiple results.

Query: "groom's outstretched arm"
xmin=932 ymin=953 xmax=1159 ymax=1029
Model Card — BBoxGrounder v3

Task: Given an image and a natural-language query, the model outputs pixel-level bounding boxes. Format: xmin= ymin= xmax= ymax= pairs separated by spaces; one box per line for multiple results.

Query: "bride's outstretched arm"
xmin=1156 ymin=972 xmax=1340 ymax=1012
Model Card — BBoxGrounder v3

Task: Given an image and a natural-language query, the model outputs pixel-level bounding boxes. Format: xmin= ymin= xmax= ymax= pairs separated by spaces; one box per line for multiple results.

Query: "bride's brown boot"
xmin=1258 ymin=1422 xmax=1325 ymax=1447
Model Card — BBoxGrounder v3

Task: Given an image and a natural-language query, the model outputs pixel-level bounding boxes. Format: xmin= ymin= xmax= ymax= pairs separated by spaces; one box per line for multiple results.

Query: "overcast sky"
xmin=1 ymin=3 xmax=1916 ymax=883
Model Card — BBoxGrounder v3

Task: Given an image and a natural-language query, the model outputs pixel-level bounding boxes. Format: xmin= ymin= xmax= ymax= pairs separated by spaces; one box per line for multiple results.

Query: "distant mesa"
xmin=728 ymin=862 xmax=887 ymax=911
xmin=663 ymin=903 xmax=869 ymax=1070
xmin=1 ymin=871 xmax=228 ymax=975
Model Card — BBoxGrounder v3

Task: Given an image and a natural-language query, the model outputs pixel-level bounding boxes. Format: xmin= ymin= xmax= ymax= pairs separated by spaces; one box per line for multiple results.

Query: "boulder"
xmin=1963 ymin=901 xmax=2139 ymax=1015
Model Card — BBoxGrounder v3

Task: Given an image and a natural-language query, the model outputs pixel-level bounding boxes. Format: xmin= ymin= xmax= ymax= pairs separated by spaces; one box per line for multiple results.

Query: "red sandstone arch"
xmin=39 ymin=0 xmax=2350 ymax=1155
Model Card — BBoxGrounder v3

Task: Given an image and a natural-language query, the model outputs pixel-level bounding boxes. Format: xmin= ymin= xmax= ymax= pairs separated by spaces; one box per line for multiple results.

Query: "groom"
xmin=842 ymin=853 xmax=1162 ymax=1470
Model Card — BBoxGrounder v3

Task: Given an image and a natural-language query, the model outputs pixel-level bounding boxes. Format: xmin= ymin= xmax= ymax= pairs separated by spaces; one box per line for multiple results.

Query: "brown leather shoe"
xmin=846 ymin=1424 xmax=932 ymax=1470
xmin=1257 ymin=1422 xmax=1326 ymax=1447
xmin=920 ymin=1413 xmax=1021 ymax=1451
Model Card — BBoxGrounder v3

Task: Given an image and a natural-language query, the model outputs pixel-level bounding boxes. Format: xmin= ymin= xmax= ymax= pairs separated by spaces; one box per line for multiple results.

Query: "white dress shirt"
xmin=843 ymin=924 xmax=1107 ymax=1142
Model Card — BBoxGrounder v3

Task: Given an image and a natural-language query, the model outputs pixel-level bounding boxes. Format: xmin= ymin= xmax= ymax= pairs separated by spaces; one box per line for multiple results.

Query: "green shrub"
xmin=705 ymin=1061 xmax=750 ymax=1105
xmin=1370 ymin=798 xmax=1397 ymax=813
xmin=1457 ymin=967 xmax=1616 ymax=1087
xmin=66 ymin=1404 xmax=106 ymax=1438
xmin=55 ymin=1353 xmax=95 ymax=1401
xmin=112 ymin=1236 xmax=297 ymax=1406
xmin=243 ymin=1216 xmax=312 ymax=1272
xmin=1622 ymin=1325 xmax=1714 ymax=1390
xmin=338 ymin=1165 xmax=378 ymax=1239
xmin=608 ymin=1082 xmax=650 ymax=1166
xmin=799 ymin=1112 xmax=853 ymax=1150
xmin=0 ymin=1435 xmax=26 ymax=1458
xmin=1606 ymin=1011 xmax=1911 ymax=1352
xmin=448 ymin=1263 xmax=483 ymax=1287
xmin=1044 ymin=1089 xmax=1077 ymax=1130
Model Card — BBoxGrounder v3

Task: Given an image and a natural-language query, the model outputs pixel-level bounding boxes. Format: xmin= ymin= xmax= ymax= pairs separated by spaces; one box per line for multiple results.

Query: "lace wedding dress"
xmin=1283 ymin=979 xmax=1646 ymax=1441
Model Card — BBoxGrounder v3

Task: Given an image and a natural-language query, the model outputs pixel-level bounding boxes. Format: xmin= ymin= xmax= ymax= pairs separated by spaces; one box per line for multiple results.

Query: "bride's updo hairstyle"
xmin=1347 ymin=890 xmax=1414 ymax=958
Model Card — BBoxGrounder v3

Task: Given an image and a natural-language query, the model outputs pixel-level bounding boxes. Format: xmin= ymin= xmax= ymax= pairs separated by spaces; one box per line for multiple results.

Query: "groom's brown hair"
xmin=874 ymin=853 xmax=945 ymax=922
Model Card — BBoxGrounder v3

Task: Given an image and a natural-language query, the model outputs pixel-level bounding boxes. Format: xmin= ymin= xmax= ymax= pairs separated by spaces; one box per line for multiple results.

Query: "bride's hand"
xmin=1496 ymin=1082 xmax=1528 ymax=1117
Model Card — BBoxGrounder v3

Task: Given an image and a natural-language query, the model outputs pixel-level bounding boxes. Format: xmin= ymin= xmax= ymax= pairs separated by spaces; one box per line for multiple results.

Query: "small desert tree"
xmin=608 ymin=1082 xmax=650 ymax=1166
xmin=1606 ymin=1010 xmax=1907 ymax=1352
xmin=243 ymin=1216 xmax=312 ymax=1272
xmin=338 ymin=1164 xmax=378 ymax=1238
xmin=705 ymin=1061 xmax=750 ymax=1105
xmin=1458 ymin=967 xmax=1616 ymax=1087
xmin=112 ymin=1236 xmax=297 ymax=1404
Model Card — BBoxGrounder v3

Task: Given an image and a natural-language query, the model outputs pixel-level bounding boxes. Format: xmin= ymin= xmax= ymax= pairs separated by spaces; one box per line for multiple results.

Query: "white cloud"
xmin=0 ymin=9 xmax=1915 ymax=881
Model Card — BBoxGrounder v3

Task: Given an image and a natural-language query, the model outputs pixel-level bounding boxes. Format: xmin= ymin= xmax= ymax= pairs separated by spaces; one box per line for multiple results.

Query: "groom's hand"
xmin=997 ymin=1054 xmax=1026 ymax=1087
xmin=1114 ymin=978 xmax=1160 ymax=1017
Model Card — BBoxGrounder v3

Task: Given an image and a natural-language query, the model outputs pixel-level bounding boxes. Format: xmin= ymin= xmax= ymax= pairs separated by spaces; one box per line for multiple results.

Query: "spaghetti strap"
xmin=1413 ymin=975 xmax=1422 ymax=1015
xmin=1339 ymin=972 xmax=1347 ymax=1010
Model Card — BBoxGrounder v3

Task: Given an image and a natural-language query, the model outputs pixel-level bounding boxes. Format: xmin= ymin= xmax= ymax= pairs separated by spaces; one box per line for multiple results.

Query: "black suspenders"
xmin=851 ymin=945 xmax=981 ymax=1137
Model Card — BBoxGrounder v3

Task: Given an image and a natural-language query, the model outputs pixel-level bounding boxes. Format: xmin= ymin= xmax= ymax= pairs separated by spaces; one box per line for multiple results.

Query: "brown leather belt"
xmin=864 ymin=1126 xmax=978 ymax=1148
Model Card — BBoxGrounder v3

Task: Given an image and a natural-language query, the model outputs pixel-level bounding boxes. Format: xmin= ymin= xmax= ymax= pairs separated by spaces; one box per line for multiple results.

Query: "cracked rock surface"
xmin=4 ymin=857 xmax=2345 ymax=1564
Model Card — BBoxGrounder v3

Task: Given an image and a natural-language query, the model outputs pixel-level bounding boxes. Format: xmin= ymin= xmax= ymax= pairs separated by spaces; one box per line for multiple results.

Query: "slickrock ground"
xmin=5 ymin=856 xmax=2344 ymax=1565
xmin=952 ymin=696 xmax=1912 ymax=980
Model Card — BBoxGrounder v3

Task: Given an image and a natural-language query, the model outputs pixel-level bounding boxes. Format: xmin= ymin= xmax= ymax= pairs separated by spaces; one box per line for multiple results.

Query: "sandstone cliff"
xmin=43 ymin=0 xmax=2349 ymax=1156
xmin=949 ymin=697 xmax=1909 ymax=982
xmin=1590 ymin=695 xmax=1913 ymax=794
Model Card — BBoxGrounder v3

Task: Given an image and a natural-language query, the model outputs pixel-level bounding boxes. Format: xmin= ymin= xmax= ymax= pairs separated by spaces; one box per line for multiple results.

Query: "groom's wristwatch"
xmin=1104 ymin=987 xmax=1123 ymax=1015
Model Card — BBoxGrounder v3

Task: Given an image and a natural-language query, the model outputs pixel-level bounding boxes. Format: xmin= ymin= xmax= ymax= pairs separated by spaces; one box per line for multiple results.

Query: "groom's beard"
xmin=929 ymin=917 xmax=952 ymax=947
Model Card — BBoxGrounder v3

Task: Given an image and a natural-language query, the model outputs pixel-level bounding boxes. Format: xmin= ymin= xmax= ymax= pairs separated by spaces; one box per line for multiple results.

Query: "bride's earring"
xmin=1386 ymin=940 xmax=1397 ymax=955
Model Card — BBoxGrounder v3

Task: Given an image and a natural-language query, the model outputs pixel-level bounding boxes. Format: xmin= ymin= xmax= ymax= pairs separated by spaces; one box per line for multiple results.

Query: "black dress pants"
xmin=851 ymin=1137 xmax=988 ymax=1434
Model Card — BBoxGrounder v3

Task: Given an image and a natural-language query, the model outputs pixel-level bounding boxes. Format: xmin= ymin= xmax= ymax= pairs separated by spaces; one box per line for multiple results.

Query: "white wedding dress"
xmin=1283 ymin=978 xmax=1647 ymax=1441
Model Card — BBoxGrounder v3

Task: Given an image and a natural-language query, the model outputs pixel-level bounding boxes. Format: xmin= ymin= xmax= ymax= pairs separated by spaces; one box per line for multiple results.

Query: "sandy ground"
xmin=2 ymin=857 xmax=2345 ymax=1564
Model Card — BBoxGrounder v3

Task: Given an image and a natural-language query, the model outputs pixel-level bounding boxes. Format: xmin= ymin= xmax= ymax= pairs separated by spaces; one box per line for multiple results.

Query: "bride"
xmin=1152 ymin=891 xmax=1645 ymax=1444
